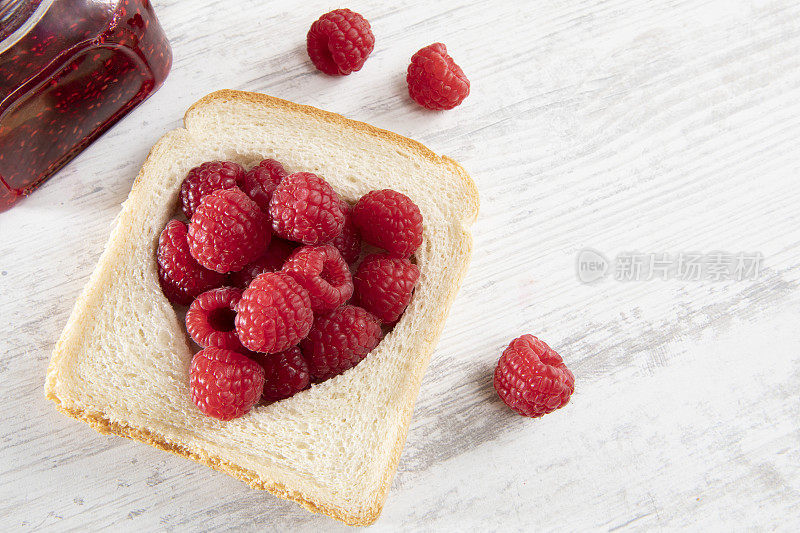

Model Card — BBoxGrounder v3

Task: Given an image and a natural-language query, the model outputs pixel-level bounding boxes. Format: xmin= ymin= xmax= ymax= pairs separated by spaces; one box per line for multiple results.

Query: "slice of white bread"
xmin=44 ymin=90 xmax=478 ymax=525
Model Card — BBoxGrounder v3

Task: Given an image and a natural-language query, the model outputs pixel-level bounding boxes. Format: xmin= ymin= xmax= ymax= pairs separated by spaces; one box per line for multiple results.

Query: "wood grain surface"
xmin=2 ymin=0 xmax=800 ymax=530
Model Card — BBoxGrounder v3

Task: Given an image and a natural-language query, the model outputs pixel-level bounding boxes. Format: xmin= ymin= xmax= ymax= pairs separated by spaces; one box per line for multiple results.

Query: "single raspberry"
xmin=235 ymin=272 xmax=314 ymax=354
xmin=493 ymin=335 xmax=575 ymax=418
xmin=269 ymin=172 xmax=345 ymax=245
xmin=179 ymin=161 xmax=245 ymax=219
xmin=190 ymin=347 xmax=265 ymax=421
xmin=281 ymin=244 xmax=353 ymax=312
xmin=300 ymin=305 xmax=382 ymax=381
xmin=407 ymin=43 xmax=470 ymax=110
xmin=307 ymin=9 xmax=375 ymax=76
xmin=251 ymin=347 xmax=310 ymax=402
xmin=157 ymin=220 xmax=226 ymax=305
xmin=242 ymin=158 xmax=288 ymax=212
xmin=353 ymin=189 xmax=423 ymax=257
xmin=230 ymin=238 xmax=297 ymax=289
xmin=330 ymin=200 xmax=361 ymax=264
xmin=185 ymin=287 xmax=244 ymax=351
xmin=353 ymin=254 xmax=420 ymax=323
xmin=188 ymin=188 xmax=270 ymax=273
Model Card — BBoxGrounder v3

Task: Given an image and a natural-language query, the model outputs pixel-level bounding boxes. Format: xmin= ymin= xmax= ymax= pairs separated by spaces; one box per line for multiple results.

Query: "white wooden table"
xmin=2 ymin=1 xmax=800 ymax=530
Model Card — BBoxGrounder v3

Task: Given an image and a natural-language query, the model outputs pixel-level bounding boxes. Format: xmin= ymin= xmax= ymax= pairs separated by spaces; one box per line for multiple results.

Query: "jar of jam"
xmin=0 ymin=0 xmax=171 ymax=211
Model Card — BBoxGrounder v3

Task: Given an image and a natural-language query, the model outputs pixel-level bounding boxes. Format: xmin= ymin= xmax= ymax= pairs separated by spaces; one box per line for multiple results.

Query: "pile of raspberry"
xmin=158 ymin=158 xmax=424 ymax=420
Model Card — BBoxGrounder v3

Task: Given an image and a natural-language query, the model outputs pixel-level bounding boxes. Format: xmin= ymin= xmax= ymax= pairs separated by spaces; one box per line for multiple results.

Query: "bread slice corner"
xmin=44 ymin=90 xmax=478 ymax=525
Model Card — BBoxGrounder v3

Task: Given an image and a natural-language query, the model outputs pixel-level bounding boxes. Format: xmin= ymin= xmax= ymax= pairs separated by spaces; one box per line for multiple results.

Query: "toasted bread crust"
xmin=45 ymin=393 xmax=380 ymax=525
xmin=45 ymin=90 xmax=478 ymax=525
xmin=189 ymin=90 xmax=480 ymax=224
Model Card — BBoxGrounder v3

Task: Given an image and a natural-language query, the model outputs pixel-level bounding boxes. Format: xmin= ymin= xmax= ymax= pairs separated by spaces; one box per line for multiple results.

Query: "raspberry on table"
xmin=242 ymin=158 xmax=288 ymax=212
xmin=300 ymin=305 xmax=382 ymax=382
xmin=230 ymin=238 xmax=297 ymax=289
xmin=188 ymin=188 xmax=270 ymax=273
xmin=190 ymin=347 xmax=265 ymax=421
xmin=352 ymin=189 xmax=423 ymax=257
xmin=407 ymin=43 xmax=470 ymax=110
xmin=353 ymin=254 xmax=420 ymax=323
xmin=235 ymin=272 xmax=314 ymax=354
xmin=331 ymin=200 xmax=361 ymax=264
xmin=157 ymin=219 xmax=227 ymax=306
xmin=493 ymin=335 xmax=575 ymax=418
xmin=185 ymin=287 xmax=244 ymax=351
xmin=252 ymin=347 xmax=311 ymax=402
xmin=307 ymin=9 xmax=375 ymax=76
xmin=179 ymin=161 xmax=245 ymax=219
xmin=269 ymin=172 xmax=345 ymax=245
xmin=282 ymin=245 xmax=353 ymax=312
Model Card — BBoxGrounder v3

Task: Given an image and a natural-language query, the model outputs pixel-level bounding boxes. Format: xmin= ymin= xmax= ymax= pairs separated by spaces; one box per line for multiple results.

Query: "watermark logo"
xmin=576 ymin=250 xmax=762 ymax=284
xmin=576 ymin=248 xmax=610 ymax=283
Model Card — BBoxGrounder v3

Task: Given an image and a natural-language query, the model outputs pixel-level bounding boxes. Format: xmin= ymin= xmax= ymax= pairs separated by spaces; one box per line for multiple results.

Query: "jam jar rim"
xmin=0 ymin=0 xmax=55 ymax=53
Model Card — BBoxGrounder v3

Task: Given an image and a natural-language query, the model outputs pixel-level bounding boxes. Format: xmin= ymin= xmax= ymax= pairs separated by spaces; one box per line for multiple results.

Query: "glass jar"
xmin=0 ymin=0 xmax=172 ymax=211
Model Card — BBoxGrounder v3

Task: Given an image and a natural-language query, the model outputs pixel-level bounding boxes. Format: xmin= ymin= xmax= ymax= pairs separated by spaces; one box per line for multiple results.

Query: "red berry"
xmin=300 ymin=305 xmax=382 ymax=381
xmin=282 ymin=245 xmax=353 ymax=312
xmin=269 ymin=172 xmax=345 ymax=245
xmin=188 ymin=188 xmax=271 ymax=273
xmin=229 ymin=238 xmax=297 ymax=289
xmin=190 ymin=347 xmax=265 ymax=421
xmin=353 ymin=189 xmax=423 ymax=257
xmin=252 ymin=347 xmax=310 ymax=402
xmin=330 ymin=200 xmax=361 ymax=264
xmin=307 ymin=9 xmax=375 ymax=76
xmin=407 ymin=43 xmax=470 ymax=110
xmin=235 ymin=272 xmax=314 ymax=354
xmin=185 ymin=287 xmax=244 ymax=351
xmin=353 ymin=254 xmax=420 ymax=323
xmin=157 ymin=220 xmax=226 ymax=305
xmin=242 ymin=158 xmax=288 ymax=212
xmin=494 ymin=335 xmax=575 ymax=418
xmin=179 ymin=161 xmax=245 ymax=219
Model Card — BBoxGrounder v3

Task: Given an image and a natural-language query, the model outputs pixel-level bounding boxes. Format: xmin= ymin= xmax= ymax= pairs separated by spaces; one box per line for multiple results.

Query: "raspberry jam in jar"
xmin=0 ymin=0 xmax=171 ymax=211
